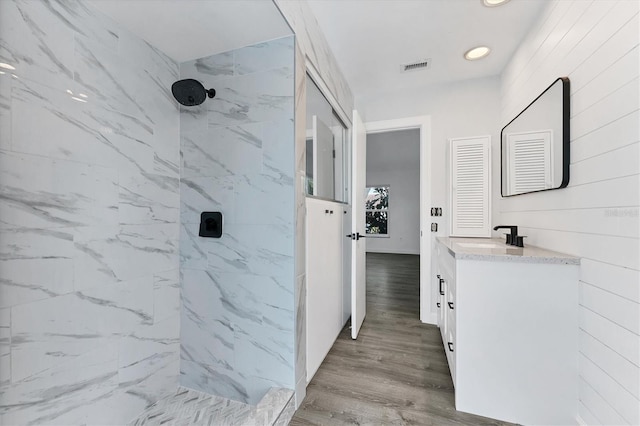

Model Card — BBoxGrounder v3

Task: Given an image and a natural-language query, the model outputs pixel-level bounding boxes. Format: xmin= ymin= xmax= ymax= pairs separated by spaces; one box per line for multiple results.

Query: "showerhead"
xmin=171 ymin=79 xmax=216 ymax=106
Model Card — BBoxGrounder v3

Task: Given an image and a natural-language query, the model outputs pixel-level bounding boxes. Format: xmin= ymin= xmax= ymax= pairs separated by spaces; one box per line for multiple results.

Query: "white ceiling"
xmin=307 ymin=0 xmax=546 ymax=98
xmin=88 ymin=0 xmax=292 ymax=62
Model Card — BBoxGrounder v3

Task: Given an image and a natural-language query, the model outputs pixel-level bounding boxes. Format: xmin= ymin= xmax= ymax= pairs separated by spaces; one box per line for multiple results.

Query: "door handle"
xmin=347 ymin=232 xmax=366 ymax=241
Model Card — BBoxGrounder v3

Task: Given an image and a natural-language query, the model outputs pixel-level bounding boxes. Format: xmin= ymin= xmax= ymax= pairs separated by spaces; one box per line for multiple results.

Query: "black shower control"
xmin=199 ymin=212 xmax=223 ymax=238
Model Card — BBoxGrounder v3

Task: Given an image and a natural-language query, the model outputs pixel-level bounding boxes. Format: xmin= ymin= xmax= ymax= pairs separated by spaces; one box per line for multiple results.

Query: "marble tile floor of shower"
xmin=130 ymin=386 xmax=295 ymax=426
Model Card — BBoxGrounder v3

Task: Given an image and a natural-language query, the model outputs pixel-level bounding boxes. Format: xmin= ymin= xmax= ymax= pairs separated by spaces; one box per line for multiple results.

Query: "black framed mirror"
xmin=501 ymin=77 xmax=570 ymax=197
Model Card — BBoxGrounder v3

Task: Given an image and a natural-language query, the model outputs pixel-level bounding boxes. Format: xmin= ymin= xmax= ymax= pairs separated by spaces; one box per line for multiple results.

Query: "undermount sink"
xmin=456 ymin=242 xmax=503 ymax=249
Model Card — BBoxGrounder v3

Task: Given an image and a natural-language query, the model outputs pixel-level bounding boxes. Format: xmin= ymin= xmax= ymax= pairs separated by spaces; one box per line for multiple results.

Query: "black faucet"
xmin=493 ymin=225 xmax=518 ymax=246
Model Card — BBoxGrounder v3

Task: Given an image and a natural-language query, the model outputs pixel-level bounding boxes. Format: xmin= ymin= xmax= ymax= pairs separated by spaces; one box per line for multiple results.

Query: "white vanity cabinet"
xmin=436 ymin=243 xmax=457 ymax=384
xmin=435 ymin=237 xmax=580 ymax=426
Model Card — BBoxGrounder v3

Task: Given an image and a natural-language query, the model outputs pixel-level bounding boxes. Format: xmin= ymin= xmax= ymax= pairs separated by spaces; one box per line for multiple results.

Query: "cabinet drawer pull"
xmin=437 ymin=302 xmax=441 ymax=308
xmin=439 ymin=278 xmax=445 ymax=295
xmin=448 ymin=302 xmax=454 ymax=310
xmin=448 ymin=342 xmax=454 ymax=352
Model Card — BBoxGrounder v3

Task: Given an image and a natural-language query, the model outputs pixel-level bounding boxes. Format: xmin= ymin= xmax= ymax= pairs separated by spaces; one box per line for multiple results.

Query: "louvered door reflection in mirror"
xmin=501 ymin=77 xmax=570 ymax=196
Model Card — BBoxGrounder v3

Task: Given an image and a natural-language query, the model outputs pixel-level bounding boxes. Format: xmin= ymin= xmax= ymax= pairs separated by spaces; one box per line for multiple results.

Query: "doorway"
xmin=364 ymin=117 xmax=433 ymax=324
xmin=365 ymin=129 xmax=421 ymax=317
xmin=365 ymin=128 xmax=420 ymax=318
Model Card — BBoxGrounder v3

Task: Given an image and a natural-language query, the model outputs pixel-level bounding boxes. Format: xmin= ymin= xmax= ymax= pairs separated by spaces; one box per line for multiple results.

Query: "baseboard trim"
xmin=421 ymin=312 xmax=437 ymax=325
xmin=366 ymin=249 xmax=420 ymax=255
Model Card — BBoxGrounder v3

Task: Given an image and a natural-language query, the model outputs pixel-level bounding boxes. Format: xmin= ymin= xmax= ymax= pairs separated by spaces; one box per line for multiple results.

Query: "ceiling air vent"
xmin=401 ymin=59 xmax=431 ymax=73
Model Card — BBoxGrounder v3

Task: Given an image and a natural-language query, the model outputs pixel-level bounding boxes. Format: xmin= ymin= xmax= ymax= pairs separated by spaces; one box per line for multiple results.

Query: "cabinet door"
xmin=446 ymin=323 xmax=456 ymax=386
xmin=437 ymin=248 xmax=454 ymax=347
xmin=306 ymin=198 xmax=343 ymax=382
xmin=437 ymin=273 xmax=446 ymax=335
xmin=435 ymin=247 xmax=444 ymax=330
xmin=446 ymin=275 xmax=456 ymax=386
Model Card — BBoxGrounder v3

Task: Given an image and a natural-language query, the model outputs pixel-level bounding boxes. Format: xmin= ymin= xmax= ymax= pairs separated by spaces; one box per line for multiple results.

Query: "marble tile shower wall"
xmin=274 ymin=0 xmax=355 ymax=117
xmin=293 ymin=41 xmax=307 ymax=407
xmin=179 ymin=36 xmax=296 ymax=405
xmin=0 ymin=1 xmax=181 ymax=424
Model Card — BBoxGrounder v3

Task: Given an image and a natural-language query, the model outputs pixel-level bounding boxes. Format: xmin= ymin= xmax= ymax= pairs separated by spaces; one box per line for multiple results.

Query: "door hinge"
xmin=332 ymin=149 xmax=336 ymax=158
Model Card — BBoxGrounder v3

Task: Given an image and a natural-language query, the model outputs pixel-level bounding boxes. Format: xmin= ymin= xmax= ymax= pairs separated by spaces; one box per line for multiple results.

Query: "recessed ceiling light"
xmin=464 ymin=46 xmax=491 ymax=61
xmin=0 ymin=62 xmax=16 ymax=71
xmin=483 ymin=0 xmax=510 ymax=6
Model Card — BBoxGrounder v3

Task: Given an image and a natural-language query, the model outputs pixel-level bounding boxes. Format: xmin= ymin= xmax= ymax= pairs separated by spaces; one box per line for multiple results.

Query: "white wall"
xmin=497 ymin=1 xmax=639 ymax=424
xmin=366 ymin=129 xmax=420 ymax=255
xmin=359 ymin=77 xmax=500 ymax=239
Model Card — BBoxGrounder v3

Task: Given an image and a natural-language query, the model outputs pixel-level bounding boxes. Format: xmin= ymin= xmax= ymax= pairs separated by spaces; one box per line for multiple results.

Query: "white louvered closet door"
xmin=450 ymin=136 xmax=490 ymax=237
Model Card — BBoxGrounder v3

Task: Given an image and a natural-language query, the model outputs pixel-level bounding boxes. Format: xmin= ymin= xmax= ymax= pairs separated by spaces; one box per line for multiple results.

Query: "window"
xmin=305 ymin=75 xmax=350 ymax=203
xmin=365 ymin=186 xmax=389 ymax=236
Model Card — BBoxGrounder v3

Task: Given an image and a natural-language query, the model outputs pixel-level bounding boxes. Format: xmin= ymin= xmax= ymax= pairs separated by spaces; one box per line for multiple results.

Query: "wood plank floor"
xmin=290 ymin=253 xmax=515 ymax=426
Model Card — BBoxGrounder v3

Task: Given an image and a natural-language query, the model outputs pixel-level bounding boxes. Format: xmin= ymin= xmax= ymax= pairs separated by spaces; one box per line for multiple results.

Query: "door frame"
xmin=365 ymin=116 xmax=435 ymax=324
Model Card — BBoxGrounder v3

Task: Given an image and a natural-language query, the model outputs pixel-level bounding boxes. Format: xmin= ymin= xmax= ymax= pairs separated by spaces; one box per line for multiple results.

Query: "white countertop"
xmin=437 ymin=237 xmax=580 ymax=265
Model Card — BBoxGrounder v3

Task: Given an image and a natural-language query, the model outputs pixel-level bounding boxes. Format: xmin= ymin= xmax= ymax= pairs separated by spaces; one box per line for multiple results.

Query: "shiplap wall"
xmin=496 ymin=1 xmax=639 ymax=424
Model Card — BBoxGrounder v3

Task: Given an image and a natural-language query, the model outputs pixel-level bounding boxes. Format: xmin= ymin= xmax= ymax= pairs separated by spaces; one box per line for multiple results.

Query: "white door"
xmin=450 ymin=136 xmax=491 ymax=237
xmin=351 ymin=110 xmax=366 ymax=339
xmin=342 ymin=205 xmax=352 ymax=325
